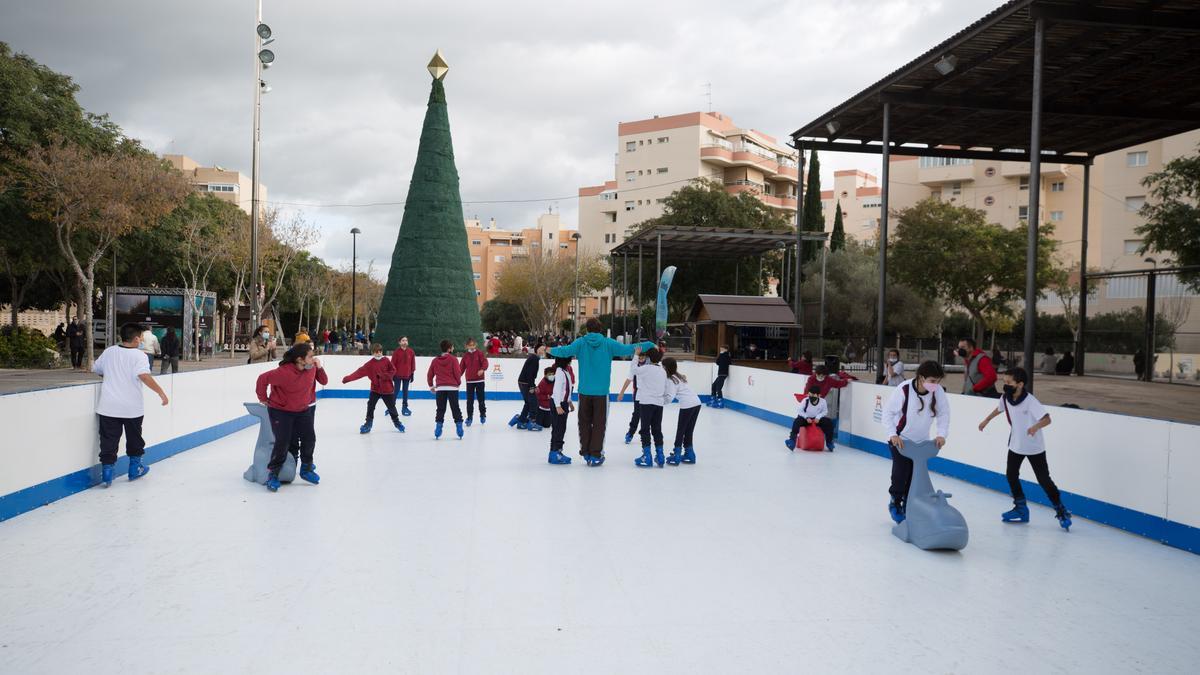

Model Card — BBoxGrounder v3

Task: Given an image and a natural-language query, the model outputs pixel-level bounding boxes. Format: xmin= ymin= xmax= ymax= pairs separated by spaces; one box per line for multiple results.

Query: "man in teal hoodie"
xmin=550 ymin=318 xmax=656 ymax=465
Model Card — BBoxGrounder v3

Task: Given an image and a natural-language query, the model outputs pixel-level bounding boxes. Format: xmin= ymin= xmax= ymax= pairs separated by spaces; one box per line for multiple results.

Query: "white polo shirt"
xmin=93 ymin=344 xmax=151 ymax=418
xmin=998 ymin=392 xmax=1049 ymax=455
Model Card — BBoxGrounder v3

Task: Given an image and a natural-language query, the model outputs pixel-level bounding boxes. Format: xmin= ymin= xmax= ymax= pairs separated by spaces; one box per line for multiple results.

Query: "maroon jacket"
xmin=459 ymin=349 xmax=489 ymax=383
xmin=536 ymin=378 xmax=554 ymax=409
xmin=809 ymin=373 xmax=850 ymax=399
xmin=390 ymin=347 xmax=416 ymax=379
xmin=256 ymin=363 xmax=328 ymax=412
xmin=427 ymin=353 xmax=463 ymax=390
xmin=342 ymin=357 xmax=397 ymax=394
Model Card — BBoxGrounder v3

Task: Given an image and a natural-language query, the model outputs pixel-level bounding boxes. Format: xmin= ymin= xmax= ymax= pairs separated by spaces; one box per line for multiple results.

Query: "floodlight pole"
xmin=876 ymin=102 xmax=891 ymax=382
xmin=250 ymin=0 xmax=263 ymax=331
xmin=1023 ymin=16 xmax=1045 ymax=392
xmin=1075 ymin=161 xmax=1092 ymax=376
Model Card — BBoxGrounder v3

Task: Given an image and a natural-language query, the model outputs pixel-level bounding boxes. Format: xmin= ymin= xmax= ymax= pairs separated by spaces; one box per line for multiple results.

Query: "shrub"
xmin=0 ymin=326 xmax=60 ymax=369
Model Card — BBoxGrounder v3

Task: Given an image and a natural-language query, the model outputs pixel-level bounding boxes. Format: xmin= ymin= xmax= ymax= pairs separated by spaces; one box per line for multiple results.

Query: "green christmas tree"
xmin=375 ymin=51 xmax=482 ymax=355
xmin=801 ymin=148 xmax=825 ymax=263
xmin=830 ymin=201 xmax=846 ymax=252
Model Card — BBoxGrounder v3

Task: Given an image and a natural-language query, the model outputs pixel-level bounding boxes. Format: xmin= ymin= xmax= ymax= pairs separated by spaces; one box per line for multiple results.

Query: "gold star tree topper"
xmin=427 ymin=50 xmax=449 ymax=80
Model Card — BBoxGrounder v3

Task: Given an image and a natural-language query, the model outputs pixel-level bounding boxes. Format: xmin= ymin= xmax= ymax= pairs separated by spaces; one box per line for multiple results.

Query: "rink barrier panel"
xmin=1 ymin=356 xmax=1198 ymax=555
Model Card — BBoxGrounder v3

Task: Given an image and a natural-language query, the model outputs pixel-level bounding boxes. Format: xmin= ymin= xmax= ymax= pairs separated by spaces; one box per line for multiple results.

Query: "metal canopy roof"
xmin=790 ymin=0 xmax=1200 ymax=162
xmin=686 ymin=295 xmax=797 ymax=325
xmin=609 ymin=226 xmax=815 ymax=260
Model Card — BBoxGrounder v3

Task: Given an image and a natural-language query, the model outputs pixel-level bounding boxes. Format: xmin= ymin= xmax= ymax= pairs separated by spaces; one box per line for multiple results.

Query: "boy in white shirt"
xmin=93 ymin=323 xmax=170 ymax=487
xmin=548 ymin=357 xmax=575 ymax=465
xmin=978 ymin=367 xmax=1072 ymax=530
xmin=631 ymin=347 xmax=668 ymax=468
xmin=881 ymin=361 xmax=950 ymax=524
xmin=785 ymin=384 xmax=835 ymax=451
xmin=139 ymin=327 xmax=160 ymax=370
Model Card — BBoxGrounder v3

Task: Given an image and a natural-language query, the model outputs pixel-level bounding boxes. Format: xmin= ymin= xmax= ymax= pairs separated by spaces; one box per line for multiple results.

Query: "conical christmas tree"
xmin=375 ymin=51 xmax=482 ymax=355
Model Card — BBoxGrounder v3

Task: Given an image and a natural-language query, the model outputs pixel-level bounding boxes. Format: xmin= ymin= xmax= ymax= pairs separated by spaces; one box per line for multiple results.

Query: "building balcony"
xmin=511 ymin=246 xmax=529 ymax=257
xmin=701 ymin=145 xmax=735 ymax=166
xmin=725 ymin=181 xmax=797 ymax=211
xmin=1000 ymin=161 xmax=1067 ymax=178
xmin=918 ymin=163 xmax=976 ymax=185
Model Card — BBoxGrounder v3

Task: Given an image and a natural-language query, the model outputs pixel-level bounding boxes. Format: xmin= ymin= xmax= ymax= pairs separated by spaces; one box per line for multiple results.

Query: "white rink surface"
xmin=1 ymin=399 xmax=1199 ymax=675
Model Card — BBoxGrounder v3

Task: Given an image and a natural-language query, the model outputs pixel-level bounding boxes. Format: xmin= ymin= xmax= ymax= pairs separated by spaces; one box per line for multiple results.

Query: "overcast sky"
xmin=2 ymin=0 xmax=1002 ymax=275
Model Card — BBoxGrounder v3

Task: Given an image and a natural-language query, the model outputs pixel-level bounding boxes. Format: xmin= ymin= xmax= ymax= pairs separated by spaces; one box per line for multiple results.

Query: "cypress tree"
xmin=801 ymin=148 xmax=825 ymax=263
xmin=830 ymin=201 xmax=846 ymax=252
xmin=375 ymin=52 xmax=482 ymax=354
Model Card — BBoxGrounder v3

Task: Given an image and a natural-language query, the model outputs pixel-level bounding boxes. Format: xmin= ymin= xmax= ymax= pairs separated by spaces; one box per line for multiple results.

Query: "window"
xmin=1018 ymin=205 xmax=1029 ymax=220
xmin=625 ymin=201 xmax=635 ymax=211
xmin=475 ymin=290 xmax=481 ymax=297
xmin=494 ymin=255 xmax=505 ymax=263
xmin=1019 ymin=177 xmax=1029 ymax=191
xmin=548 ymin=233 xmax=553 ymax=240
xmin=951 ymin=182 xmax=962 ymax=197
xmin=1050 ymin=181 xmax=1065 ymax=192
xmin=560 ymin=244 xmax=568 ymax=249
xmin=918 ymin=157 xmax=973 ymax=168
xmin=472 ymin=273 xmax=481 ymax=280
xmin=656 ymin=198 xmax=667 ymax=204
xmin=608 ymin=213 xmax=617 ymax=223
xmin=637 ymin=170 xmax=643 ymax=176
xmin=1127 ymin=151 xmax=1148 ymax=167
xmin=470 ymin=255 xmax=481 ymax=262
xmin=930 ymin=191 xmax=942 ymax=201
xmin=625 ymin=171 xmax=636 ymax=182
xmin=860 ymin=197 xmax=881 ymax=208
xmin=626 ymin=141 xmax=636 ymax=152
xmin=984 ymin=167 xmax=996 ymax=177
xmin=1124 ymin=239 xmax=1142 ymax=255
xmin=206 ymin=184 xmax=237 ymax=193
xmin=1050 ymin=210 xmax=1064 ymax=221
xmin=638 ymin=140 xmax=644 ymax=146
xmin=471 ymin=239 xmax=481 ymax=246
xmin=983 ymin=195 xmax=995 ymax=206
xmin=1125 ymin=195 xmax=1145 ymax=212
xmin=656 ymin=167 xmax=668 ymax=174
xmin=657 ymin=136 xmax=669 ymax=143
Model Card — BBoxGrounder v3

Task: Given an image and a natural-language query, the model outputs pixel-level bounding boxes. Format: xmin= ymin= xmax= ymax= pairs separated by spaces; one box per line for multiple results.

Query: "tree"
xmin=495 ymin=251 xmax=609 ymax=334
xmin=830 ymin=201 xmax=846 ymax=252
xmin=625 ymin=180 xmax=793 ymax=321
xmin=18 ymin=141 xmax=191 ymax=365
xmin=480 ymin=299 xmax=528 ymax=333
xmin=1137 ymin=146 xmax=1200 ymax=290
xmin=890 ymin=198 xmax=1057 ymax=344
xmin=801 ymin=149 xmax=824 ymax=263
xmin=257 ymin=208 xmax=318 ymax=332
xmin=1046 ymin=261 xmax=1101 ymax=349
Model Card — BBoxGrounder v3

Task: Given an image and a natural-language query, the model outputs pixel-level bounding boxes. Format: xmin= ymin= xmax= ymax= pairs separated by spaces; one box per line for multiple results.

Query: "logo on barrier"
xmin=489 ymin=364 xmax=504 ymax=382
xmin=873 ymin=395 xmax=883 ymax=423
xmin=747 ymin=375 xmax=755 ymax=386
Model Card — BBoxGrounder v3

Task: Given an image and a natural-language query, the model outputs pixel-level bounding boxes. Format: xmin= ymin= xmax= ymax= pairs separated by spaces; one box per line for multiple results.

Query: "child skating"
xmin=535 ymin=366 xmax=555 ymax=430
xmin=255 ymin=343 xmax=328 ymax=492
xmin=390 ymin=335 xmax=416 ymax=416
xmin=978 ymin=367 xmax=1072 ymax=530
xmin=460 ymin=337 xmax=489 ymax=426
xmin=510 ymin=345 xmax=547 ymax=430
xmin=662 ymin=356 xmax=701 ymax=465
xmin=631 ymin=347 xmax=668 ymax=468
xmin=881 ymin=361 xmax=949 ymax=523
xmin=708 ymin=344 xmax=731 ymax=407
xmin=342 ymin=343 xmax=405 ymax=434
xmin=93 ymin=322 xmax=171 ymax=487
xmin=618 ymin=351 xmax=647 ymax=444
xmin=427 ymin=339 xmax=464 ymax=440
xmin=548 ymin=357 xmax=575 ymax=465
xmin=785 ymin=383 xmax=834 ymax=451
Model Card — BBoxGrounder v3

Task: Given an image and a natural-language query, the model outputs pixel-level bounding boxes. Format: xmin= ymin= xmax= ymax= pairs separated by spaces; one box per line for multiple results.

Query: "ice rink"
xmin=2 ymin=398 xmax=1198 ymax=674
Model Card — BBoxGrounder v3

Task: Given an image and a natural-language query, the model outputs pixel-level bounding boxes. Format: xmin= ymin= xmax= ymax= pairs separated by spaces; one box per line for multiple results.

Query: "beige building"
xmin=578 ymin=111 xmax=799 ymax=254
xmin=466 ymin=213 xmax=604 ymax=324
xmin=821 ymin=129 xmax=1200 ymax=334
xmin=165 ymin=154 xmax=265 ymax=215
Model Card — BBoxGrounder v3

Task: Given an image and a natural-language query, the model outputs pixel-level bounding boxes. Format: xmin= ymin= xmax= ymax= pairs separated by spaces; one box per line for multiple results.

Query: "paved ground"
xmin=3 ymin=359 xmax=1198 ymax=424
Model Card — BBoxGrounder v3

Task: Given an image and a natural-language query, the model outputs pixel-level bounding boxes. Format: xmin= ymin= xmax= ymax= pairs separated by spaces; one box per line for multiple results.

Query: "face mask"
xmin=302 ymin=363 xmax=314 ymax=370
xmin=467 ymin=348 xmax=476 ymax=353
xmin=923 ymin=381 xmax=941 ymax=393
xmin=547 ymin=375 xmax=555 ymax=382
xmin=816 ymin=375 xmax=825 ymax=382
xmin=373 ymin=355 xmax=383 ymax=360
xmin=956 ymin=348 xmax=968 ymax=358
xmin=809 ymin=396 xmax=819 ymax=403
xmin=262 ymin=332 xmax=270 ymax=340
xmin=1003 ymin=384 xmax=1016 ymax=396
xmin=888 ymin=358 xmax=898 ymax=364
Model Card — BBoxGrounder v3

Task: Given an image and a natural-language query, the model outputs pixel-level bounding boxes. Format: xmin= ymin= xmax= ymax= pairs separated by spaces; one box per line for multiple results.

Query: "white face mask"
xmin=922 ymin=381 xmax=941 ymax=393
xmin=400 ymin=342 xmax=408 ymax=349
xmin=547 ymin=375 xmax=555 ymax=382
xmin=888 ymin=357 xmax=898 ymax=364
xmin=467 ymin=347 xmax=476 ymax=353
xmin=261 ymin=332 xmax=270 ymax=340
xmin=373 ymin=355 xmax=383 ymax=360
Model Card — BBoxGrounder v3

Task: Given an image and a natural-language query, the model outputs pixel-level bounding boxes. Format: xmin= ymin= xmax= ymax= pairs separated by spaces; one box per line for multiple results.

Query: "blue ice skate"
xmin=266 ymin=472 xmax=281 ymax=492
xmin=1002 ymin=499 xmax=1030 ymax=523
xmin=548 ymin=451 xmax=572 ymax=465
xmin=434 ymin=422 xmax=444 ymax=439
xmin=101 ymin=464 xmax=114 ymax=488
xmin=480 ymin=416 xmax=486 ymax=425
xmin=299 ymin=463 xmax=320 ymax=485
xmin=654 ymin=446 xmax=665 ymax=468
xmin=784 ymin=437 xmax=796 ymax=451
xmin=393 ymin=418 xmax=405 ymax=433
xmin=402 ymin=406 xmax=412 ymax=417
xmin=1055 ymin=504 xmax=1072 ymax=531
xmin=360 ymin=421 xmax=373 ymax=434
xmin=455 ymin=421 xmax=464 ymax=439
xmin=889 ymin=499 xmax=905 ymax=524
xmin=465 ymin=417 xmax=473 ymax=427
xmin=635 ymin=447 xmax=653 ymax=468
xmin=508 ymin=414 xmax=521 ymax=428
xmin=666 ymin=446 xmax=682 ymax=466
xmin=681 ymin=447 xmax=696 ymax=464
xmin=528 ymin=423 xmax=543 ymax=432
xmin=624 ymin=432 xmax=634 ymax=444
xmin=128 ymin=456 xmax=149 ymax=481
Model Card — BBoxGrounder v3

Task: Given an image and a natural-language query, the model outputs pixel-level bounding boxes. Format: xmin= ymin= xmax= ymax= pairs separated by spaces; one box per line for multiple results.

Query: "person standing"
xmin=460 ymin=337 xmax=489 ymax=426
xmin=510 ymin=345 xmax=546 ymax=430
xmin=248 ymin=325 xmax=277 ymax=364
xmin=549 ymin=318 xmax=655 ymax=466
xmin=547 ymin=357 xmax=575 ymax=465
xmin=427 ymin=339 xmax=465 ymax=440
xmin=709 ymin=345 xmax=732 ymax=407
xmin=294 ymin=326 xmax=312 ymax=346
xmin=785 ymin=383 xmax=834 ymax=452
xmin=93 ymin=323 xmax=170 ymax=487
xmin=138 ymin=327 xmax=160 ymax=370
xmin=513 ymin=333 xmax=524 ymax=355
xmin=255 ymin=343 xmax=327 ymax=492
xmin=342 ymin=343 xmax=404 ymax=434
xmin=631 ymin=347 xmax=669 ymax=468
xmin=881 ymin=361 xmax=950 ymax=524
xmin=978 ymin=367 xmax=1072 ymax=530
xmin=390 ymin=336 xmax=417 ymax=416
xmin=663 ymin=356 xmax=701 ymax=465
xmin=618 ymin=351 xmax=647 ymax=444
xmin=66 ymin=319 xmax=86 ymax=371
xmin=957 ymin=337 xmax=998 ymax=397
xmin=884 ymin=348 xmax=906 ymax=386
xmin=159 ymin=327 xmax=181 ymax=374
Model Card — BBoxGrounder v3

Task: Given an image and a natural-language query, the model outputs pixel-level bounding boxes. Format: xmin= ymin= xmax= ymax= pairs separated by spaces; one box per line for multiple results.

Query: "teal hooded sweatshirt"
xmin=549 ymin=333 xmax=657 ymax=397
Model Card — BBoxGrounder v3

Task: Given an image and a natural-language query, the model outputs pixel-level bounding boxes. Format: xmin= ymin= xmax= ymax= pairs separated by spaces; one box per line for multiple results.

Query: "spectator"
xmin=991 ymin=346 xmax=1006 ymax=368
xmin=1040 ymin=347 xmax=1057 ymax=375
xmin=66 ymin=318 xmax=86 ymax=371
xmin=248 ymin=325 xmax=277 ymax=364
xmin=884 ymin=348 xmax=906 ymax=386
xmin=789 ymin=351 xmax=814 ymax=375
xmin=160 ymin=327 xmax=181 ymax=374
xmin=957 ymin=337 xmax=998 ymax=397
xmin=52 ymin=323 xmax=66 ymax=349
xmin=1055 ymin=351 xmax=1074 ymax=376
xmin=139 ymin=327 xmax=160 ymax=369
xmin=294 ymin=326 xmax=312 ymax=346
xmin=1133 ymin=348 xmax=1146 ymax=379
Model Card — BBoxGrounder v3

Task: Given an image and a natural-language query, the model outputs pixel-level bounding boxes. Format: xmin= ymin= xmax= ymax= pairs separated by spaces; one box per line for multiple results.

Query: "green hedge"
xmin=0 ymin=326 xmax=60 ymax=369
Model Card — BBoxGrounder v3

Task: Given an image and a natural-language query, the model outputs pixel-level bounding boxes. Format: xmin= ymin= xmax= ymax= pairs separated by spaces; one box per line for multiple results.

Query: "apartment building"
xmin=466 ymin=213 xmax=605 ymax=321
xmin=820 ymin=129 xmax=1200 ymax=331
xmin=578 ymin=111 xmax=799 ymax=254
xmin=165 ymin=154 xmax=265 ymax=215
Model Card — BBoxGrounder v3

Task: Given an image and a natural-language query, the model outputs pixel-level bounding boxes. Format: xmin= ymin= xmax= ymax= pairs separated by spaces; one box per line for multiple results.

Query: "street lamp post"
xmin=250 ymin=2 xmax=275 ymax=330
xmin=572 ymin=233 xmax=582 ymax=339
xmin=351 ymin=227 xmax=361 ymax=344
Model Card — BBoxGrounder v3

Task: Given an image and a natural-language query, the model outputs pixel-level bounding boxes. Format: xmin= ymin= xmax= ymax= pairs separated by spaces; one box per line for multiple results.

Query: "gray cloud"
xmin=2 ymin=0 xmax=999 ymax=273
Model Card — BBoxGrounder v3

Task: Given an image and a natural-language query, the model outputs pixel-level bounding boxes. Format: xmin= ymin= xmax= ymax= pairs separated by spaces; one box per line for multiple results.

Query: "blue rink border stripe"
xmin=719 ymin=398 xmax=1200 ymax=556
xmin=0 ymin=415 xmax=256 ymax=523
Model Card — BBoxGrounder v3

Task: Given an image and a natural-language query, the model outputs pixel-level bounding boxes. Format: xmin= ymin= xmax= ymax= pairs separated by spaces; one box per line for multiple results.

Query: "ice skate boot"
xmin=1002 ymin=499 xmax=1030 ymax=523
xmin=101 ymin=464 xmax=114 ymax=488
xmin=548 ymin=450 xmax=572 ymax=465
xmin=455 ymin=421 xmax=464 ymax=439
xmin=1055 ymin=504 xmax=1072 ymax=531
xmin=393 ymin=418 xmax=405 ymax=433
xmin=508 ymin=414 xmax=521 ymax=427
xmin=666 ymin=446 xmax=682 ymax=466
xmin=360 ymin=421 xmax=373 ymax=434
xmin=624 ymin=432 xmax=634 ymax=445
xmin=681 ymin=447 xmax=696 ymax=464
xmin=402 ymin=406 xmax=412 ymax=417
xmin=266 ymin=472 xmax=281 ymax=492
xmin=299 ymin=464 xmax=320 ymax=485
xmin=889 ymin=498 xmax=906 ymax=524
xmin=784 ymin=437 xmax=796 ymax=451
xmin=128 ymin=456 xmax=149 ymax=481
xmin=635 ymin=447 xmax=653 ymax=468
xmin=654 ymin=446 xmax=665 ymax=468
xmin=434 ymin=422 xmax=444 ymax=439
xmin=465 ymin=417 xmax=473 ymax=427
